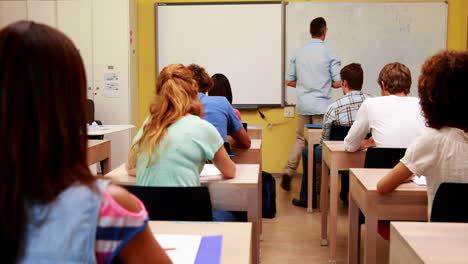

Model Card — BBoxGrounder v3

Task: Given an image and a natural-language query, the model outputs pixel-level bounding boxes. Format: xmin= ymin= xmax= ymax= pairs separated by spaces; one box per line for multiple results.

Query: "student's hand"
xmin=230 ymin=128 xmax=251 ymax=149
xmin=125 ymin=162 xmax=137 ymax=177
xmin=403 ymin=175 xmax=415 ymax=183
xmin=358 ymin=137 xmax=376 ymax=151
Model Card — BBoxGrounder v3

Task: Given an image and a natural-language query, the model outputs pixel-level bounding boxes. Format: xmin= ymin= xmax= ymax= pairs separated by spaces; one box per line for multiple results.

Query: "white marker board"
xmin=285 ymin=1 xmax=447 ymax=105
xmin=156 ymin=2 xmax=284 ymax=106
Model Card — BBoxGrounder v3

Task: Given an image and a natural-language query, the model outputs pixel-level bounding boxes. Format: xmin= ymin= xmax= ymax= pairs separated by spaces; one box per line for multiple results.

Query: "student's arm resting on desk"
xmin=212 ymin=146 xmax=236 ymax=179
xmin=377 ymin=162 xmax=413 ymax=194
xmin=107 ymin=185 xmax=172 ymax=264
xmin=226 ymin=103 xmax=251 ymax=149
xmin=230 ymin=128 xmax=251 ymax=149
xmin=377 ymin=131 xmax=435 ymax=193
xmin=344 ymin=101 xmax=371 ymax=152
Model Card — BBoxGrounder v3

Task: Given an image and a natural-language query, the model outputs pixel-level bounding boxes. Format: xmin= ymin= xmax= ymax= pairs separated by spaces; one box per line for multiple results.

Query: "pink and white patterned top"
xmin=95 ymin=191 xmax=148 ymax=264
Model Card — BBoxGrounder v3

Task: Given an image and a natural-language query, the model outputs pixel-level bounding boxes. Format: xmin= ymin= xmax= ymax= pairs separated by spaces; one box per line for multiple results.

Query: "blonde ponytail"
xmin=128 ymin=64 xmax=203 ymax=168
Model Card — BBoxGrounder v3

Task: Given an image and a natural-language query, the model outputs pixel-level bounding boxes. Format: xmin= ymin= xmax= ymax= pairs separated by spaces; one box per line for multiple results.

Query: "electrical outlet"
xmin=284 ymin=106 xmax=295 ymax=118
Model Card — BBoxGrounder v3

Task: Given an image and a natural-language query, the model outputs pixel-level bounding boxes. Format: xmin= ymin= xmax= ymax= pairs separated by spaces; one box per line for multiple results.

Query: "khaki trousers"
xmin=284 ymin=114 xmax=323 ymax=176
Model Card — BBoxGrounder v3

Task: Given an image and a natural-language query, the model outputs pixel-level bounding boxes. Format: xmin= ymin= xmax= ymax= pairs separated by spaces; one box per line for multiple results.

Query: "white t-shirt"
xmin=344 ymin=95 xmax=426 ymax=152
xmin=401 ymin=127 xmax=468 ymax=218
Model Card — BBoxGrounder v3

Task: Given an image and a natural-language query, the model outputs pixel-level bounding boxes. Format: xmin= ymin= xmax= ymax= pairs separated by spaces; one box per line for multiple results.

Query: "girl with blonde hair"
xmin=128 ymin=64 xmax=235 ymax=186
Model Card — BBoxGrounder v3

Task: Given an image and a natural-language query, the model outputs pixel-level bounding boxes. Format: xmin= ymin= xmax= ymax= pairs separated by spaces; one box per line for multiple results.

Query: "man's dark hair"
xmin=340 ymin=63 xmax=363 ymax=90
xmin=310 ymin=17 xmax=327 ymax=37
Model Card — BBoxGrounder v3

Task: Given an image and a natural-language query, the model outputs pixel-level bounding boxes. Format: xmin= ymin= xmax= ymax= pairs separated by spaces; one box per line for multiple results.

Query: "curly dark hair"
xmin=187 ymin=64 xmax=213 ymax=93
xmin=418 ymin=50 xmax=468 ymax=129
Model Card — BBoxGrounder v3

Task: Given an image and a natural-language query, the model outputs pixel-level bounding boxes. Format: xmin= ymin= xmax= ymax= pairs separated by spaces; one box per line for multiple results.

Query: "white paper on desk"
xmin=411 ymin=176 xmax=427 ymax=186
xmin=200 ymin=164 xmax=222 ymax=177
xmin=154 ymin=234 xmax=202 ymax=264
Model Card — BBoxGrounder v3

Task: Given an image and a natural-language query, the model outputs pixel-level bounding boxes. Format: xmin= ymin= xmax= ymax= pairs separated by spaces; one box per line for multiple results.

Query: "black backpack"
xmin=262 ymin=171 xmax=276 ymax=218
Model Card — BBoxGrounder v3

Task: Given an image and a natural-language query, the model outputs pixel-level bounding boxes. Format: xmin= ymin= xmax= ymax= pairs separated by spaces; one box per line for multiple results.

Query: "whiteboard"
xmin=156 ymin=2 xmax=284 ymax=106
xmin=285 ymin=1 xmax=447 ymax=105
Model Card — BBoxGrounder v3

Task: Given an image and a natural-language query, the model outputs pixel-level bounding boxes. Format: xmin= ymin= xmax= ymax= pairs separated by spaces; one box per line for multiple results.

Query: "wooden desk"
xmin=306 ymin=127 xmax=322 ymax=213
xmin=348 ymin=169 xmax=427 ymax=264
xmin=106 ymin=163 xmax=261 ymax=264
xmin=247 ymin=124 xmax=262 ymax=139
xmin=150 ymin=221 xmax=252 ymax=264
xmin=231 ymin=139 xmax=262 ymax=164
xmin=87 ymin=140 xmax=111 ymax=174
xmin=390 ymin=222 xmax=468 ymax=264
xmin=320 ymin=141 xmax=366 ymax=263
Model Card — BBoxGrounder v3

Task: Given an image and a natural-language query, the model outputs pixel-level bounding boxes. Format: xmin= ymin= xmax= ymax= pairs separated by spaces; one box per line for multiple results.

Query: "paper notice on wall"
xmin=103 ymin=71 xmax=120 ymax=98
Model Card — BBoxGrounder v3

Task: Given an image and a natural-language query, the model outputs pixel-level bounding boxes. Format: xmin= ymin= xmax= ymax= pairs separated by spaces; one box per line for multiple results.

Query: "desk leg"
xmin=364 ymin=210 xmax=378 ymax=264
xmin=258 ymin=169 xmax=263 ymax=240
xmin=348 ymin=194 xmax=360 ymax=264
xmin=101 ymin=158 xmax=111 ymax=175
xmin=248 ymin=186 xmax=260 ymax=264
xmin=320 ymin=160 xmax=330 ymax=246
xmin=307 ymin=144 xmax=314 ymax=213
xmin=328 ymin=164 xmax=339 ymax=263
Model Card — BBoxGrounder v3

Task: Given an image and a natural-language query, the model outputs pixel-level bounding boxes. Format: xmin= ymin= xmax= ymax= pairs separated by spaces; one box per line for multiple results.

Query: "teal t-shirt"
xmin=134 ymin=115 xmax=224 ymax=187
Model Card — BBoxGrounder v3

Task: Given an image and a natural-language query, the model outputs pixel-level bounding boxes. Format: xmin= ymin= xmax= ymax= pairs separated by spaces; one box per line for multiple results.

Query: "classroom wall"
xmin=137 ymin=0 xmax=468 ymax=173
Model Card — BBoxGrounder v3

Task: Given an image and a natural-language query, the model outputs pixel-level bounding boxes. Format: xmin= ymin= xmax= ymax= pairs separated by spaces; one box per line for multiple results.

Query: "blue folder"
xmin=194 ymin=235 xmax=223 ymax=264
xmin=306 ymin=124 xmax=323 ymax=129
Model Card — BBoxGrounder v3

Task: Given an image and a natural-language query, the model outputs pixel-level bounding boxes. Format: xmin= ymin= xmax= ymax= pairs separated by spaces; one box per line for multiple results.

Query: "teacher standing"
xmin=282 ymin=17 xmax=342 ymax=191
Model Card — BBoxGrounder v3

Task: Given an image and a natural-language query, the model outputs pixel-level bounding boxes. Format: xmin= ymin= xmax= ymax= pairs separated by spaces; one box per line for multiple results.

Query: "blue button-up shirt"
xmin=286 ymin=39 xmax=341 ymax=115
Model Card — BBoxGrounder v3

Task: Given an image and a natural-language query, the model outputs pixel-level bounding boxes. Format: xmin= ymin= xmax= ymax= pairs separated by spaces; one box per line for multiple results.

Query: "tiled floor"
xmin=260 ymin=176 xmax=389 ymax=264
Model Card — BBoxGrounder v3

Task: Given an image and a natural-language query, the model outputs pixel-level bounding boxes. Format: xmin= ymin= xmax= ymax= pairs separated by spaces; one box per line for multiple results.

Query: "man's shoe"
xmin=292 ymin=198 xmax=307 ymax=208
xmin=281 ymin=174 xmax=292 ymax=191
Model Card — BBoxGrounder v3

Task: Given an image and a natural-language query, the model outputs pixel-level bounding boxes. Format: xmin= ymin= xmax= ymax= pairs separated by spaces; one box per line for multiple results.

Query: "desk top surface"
xmin=322 ymin=141 xmax=348 ymax=152
xmin=247 ymin=124 xmax=262 ymax=130
xmin=249 ymin=139 xmax=262 ymax=149
xmin=88 ymin=139 xmax=110 ymax=148
xmin=391 ymin=222 xmax=468 ymax=263
xmin=150 ymin=221 xmax=251 ymax=264
xmin=351 ymin=168 xmax=426 ymax=192
xmin=88 ymin=124 xmax=135 ymax=136
xmin=105 ymin=163 xmax=260 ymax=186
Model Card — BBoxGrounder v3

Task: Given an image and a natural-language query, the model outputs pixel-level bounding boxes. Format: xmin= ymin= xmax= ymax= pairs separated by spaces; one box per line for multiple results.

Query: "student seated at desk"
xmin=0 ymin=21 xmax=171 ymax=264
xmin=292 ymin=63 xmax=370 ymax=207
xmin=128 ymin=64 xmax=236 ymax=186
xmin=188 ymin=64 xmax=251 ymax=150
xmin=344 ymin=62 xmax=426 ymax=152
xmin=210 ymin=73 xmax=242 ymax=121
xmin=377 ymin=51 xmax=468 ymax=218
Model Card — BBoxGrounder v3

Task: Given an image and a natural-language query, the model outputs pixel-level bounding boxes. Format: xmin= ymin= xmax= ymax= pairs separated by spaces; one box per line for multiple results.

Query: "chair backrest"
xmin=329 ymin=125 xmax=351 ymax=141
xmin=431 ymin=183 xmax=468 ymax=222
xmin=364 ymin=147 xmax=407 ymax=168
xmin=122 ymin=185 xmax=213 ymax=221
